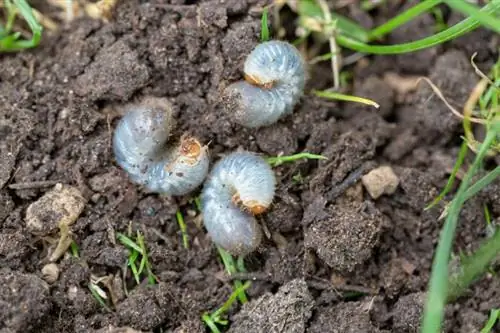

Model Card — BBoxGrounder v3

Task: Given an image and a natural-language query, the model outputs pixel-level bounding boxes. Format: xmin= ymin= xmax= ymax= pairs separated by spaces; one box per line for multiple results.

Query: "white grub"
xmin=201 ymin=152 xmax=276 ymax=255
xmin=113 ymin=97 xmax=209 ymax=196
xmin=223 ymin=40 xmax=306 ymax=128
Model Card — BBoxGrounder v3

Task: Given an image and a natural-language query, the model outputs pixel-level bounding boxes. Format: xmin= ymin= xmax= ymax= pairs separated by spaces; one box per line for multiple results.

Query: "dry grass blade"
xmin=470 ymin=52 xmax=497 ymax=87
xmin=417 ymin=77 xmax=486 ymax=125
xmin=316 ymin=0 xmax=340 ymax=89
xmin=463 ymin=78 xmax=498 ymax=156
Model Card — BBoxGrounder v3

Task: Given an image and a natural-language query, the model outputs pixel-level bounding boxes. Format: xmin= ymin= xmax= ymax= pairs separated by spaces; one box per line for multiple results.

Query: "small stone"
xmin=362 ymin=166 xmax=399 ymax=199
xmin=25 ymin=184 xmax=86 ymax=235
xmin=41 ymin=263 xmax=60 ymax=283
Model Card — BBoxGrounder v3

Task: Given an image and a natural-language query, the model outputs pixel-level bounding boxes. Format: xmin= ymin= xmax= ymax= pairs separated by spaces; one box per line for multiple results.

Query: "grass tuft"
xmin=422 ymin=119 xmax=500 ymax=332
xmin=202 ymin=281 xmax=251 ymax=333
xmin=117 ymin=231 xmax=158 ymax=285
xmin=217 ymin=247 xmax=248 ymax=304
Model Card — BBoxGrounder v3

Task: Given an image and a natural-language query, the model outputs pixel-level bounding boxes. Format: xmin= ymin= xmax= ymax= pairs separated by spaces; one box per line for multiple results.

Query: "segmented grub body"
xmin=113 ymin=98 xmax=209 ymax=196
xmin=201 ymin=152 xmax=276 ymax=255
xmin=223 ymin=40 xmax=306 ymax=128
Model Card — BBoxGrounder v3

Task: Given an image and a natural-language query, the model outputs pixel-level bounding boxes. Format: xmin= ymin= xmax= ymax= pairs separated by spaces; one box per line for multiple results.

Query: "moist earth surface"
xmin=0 ymin=1 xmax=499 ymax=332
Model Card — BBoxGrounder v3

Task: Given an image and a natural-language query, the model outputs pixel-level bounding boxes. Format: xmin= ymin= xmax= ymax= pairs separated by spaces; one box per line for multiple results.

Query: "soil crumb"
xmin=304 ymin=202 xmax=383 ymax=273
xmin=228 ymin=279 xmax=314 ymax=333
xmin=0 ymin=268 xmax=52 ymax=332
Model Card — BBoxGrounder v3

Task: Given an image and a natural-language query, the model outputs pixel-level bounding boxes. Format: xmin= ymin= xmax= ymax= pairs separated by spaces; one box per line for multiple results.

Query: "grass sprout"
xmin=422 ymin=55 xmax=500 ymax=331
xmin=217 ymin=246 xmax=248 ymax=304
xmin=266 ymin=152 xmax=327 ymax=167
xmin=176 ymin=210 xmax=190 ymax=249
xmin=69 ymin=240 xmax=80 ymax=258
xmin=202 ymin=281 xmax=251 ymax=333
xmin=117 ymin=231 xmax=158 ymax=285
xmin=1 ymin=0 xmax=42 ymax=52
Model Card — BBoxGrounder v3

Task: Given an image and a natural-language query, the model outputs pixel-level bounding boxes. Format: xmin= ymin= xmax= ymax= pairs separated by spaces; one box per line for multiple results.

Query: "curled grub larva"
xmin=223 ymin=40 xmax=306 ymax=128
xmin=113 ymin=98 xmax=209 ymax=196
xmin=201 ymin=151 xmax=276 ymax=256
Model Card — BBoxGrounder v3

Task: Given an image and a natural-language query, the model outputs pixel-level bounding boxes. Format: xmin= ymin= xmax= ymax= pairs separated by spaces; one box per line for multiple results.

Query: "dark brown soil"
xmin=1 ymin=1 xmax=499 ymax=332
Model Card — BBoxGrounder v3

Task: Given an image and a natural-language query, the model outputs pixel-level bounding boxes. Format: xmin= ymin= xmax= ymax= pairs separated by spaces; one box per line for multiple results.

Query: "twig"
xmin=326 ymin=162 xmax=375 ymax=201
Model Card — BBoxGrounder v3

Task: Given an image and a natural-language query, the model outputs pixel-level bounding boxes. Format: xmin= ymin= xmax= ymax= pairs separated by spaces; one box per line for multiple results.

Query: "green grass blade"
xmin=336 ymin=1 xmax=500 ymax=55
xmin=266 ymin=152 xmax=327 ymax=167
xmin=194 ymin=196 xmax=202 ymax=211
xmin=128 ymin=250 xmax=141 ymax=284
xmin=484 ymin=204 xmax=492 ymax=227
xmin=444 ymin=0 xmax=500 ymax=34
xmin=448 ymin=228 xmax=500 ymax=302
xmin=137 ymin=232 xmax=147 ymax=276
xmin=297 ymin=0 xmax=369 ymax=42
xmin=368 ymin=0 xmax=443 ymax=40
xmin=425 ymin=140 xmax=469 ymax=210
xmin=117 ymin=233 xmax=144 ymax=255
xmin=5 ymin=0 xmax=16 ymax=32
xmin=261 ymin=7 xmax=269 ymax=42
xmin=217 ymin=247 xmax=248 ymax=304
xmin=480 ymin=309 xmax=500 ymax=333
xmin=212 ymin=281 xmax=251 ymax=318
xmin=463 ymin=166 xmax=500 ymax=202
xmin=202 ymin=313 xmax=222 ymax=333
xmin=175 ymin=210 xmax=189 ymax=249
xmin=313 ymin=89 xmax=380 ymax=108
xmin=330 ymin=12 xmax=370 ymax=42
xmin=70 ymin=241 xmax=80 ymax=258
xmin=422 ymin=121 xmax=500 ymax=333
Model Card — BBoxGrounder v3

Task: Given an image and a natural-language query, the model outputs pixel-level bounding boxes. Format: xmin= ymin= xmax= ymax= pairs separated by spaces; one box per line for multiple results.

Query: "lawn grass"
xmin=289 ymin=1 xmax=500 ymax=332
xmin=34 ymin=1 xmax=500 ymax=331
xmin=421 ymin=85 xmax=500 ymax=332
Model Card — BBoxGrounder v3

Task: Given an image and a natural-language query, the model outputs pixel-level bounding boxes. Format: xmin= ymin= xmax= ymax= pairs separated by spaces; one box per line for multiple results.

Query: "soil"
xmin=1 ymin=1 xmax=499 ymax=332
